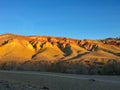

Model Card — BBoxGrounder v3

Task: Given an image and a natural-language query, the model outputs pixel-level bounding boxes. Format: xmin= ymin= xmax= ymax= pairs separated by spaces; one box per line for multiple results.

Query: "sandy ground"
xmin=0 ymin=71 xmax=120 ymax=90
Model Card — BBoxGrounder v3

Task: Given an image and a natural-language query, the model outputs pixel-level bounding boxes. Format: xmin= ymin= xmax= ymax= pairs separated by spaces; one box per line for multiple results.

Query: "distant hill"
xmin=0 ymin=33 xmax=120 ymax=74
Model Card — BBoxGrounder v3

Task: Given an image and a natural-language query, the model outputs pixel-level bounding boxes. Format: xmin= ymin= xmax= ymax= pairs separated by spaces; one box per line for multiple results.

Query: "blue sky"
xmin=0 ymin=0 xmax=120 ymax=39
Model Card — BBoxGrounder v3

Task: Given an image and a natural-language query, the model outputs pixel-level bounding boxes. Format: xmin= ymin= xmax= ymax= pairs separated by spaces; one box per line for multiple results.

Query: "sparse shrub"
xmin=0 ymin=59 xmax=120 ymax=75
xmin=103 ymin=60 xmax=120 ymax=75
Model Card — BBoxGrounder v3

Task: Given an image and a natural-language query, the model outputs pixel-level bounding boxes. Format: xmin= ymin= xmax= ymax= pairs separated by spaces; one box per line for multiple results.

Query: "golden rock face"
xmin=0 ymin=33 xmax=120 ymax=63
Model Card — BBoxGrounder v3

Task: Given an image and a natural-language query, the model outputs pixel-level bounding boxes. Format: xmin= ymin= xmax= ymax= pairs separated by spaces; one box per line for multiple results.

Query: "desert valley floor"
xmin=0 ymin=70 xmax=120 ymax=90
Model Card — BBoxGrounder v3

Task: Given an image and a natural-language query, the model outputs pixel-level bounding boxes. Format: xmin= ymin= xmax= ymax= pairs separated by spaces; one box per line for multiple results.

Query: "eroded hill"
xmin=0 ymin=33 xmax=120 ymax=74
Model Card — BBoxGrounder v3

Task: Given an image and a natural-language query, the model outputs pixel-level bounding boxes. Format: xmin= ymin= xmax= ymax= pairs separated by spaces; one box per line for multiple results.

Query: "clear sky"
xmin=0 ymin=0 xmax=120 ymax=39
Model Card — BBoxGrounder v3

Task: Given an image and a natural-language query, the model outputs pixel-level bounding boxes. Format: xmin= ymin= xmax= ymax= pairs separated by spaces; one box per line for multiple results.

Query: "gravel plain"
xmin=0 ymin=71 xmax=120 ymax=90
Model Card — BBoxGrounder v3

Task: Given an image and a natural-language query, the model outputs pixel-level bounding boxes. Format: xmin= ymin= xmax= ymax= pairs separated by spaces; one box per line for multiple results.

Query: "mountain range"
xmin=0 ymin=33 xmax=120 ymax=64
